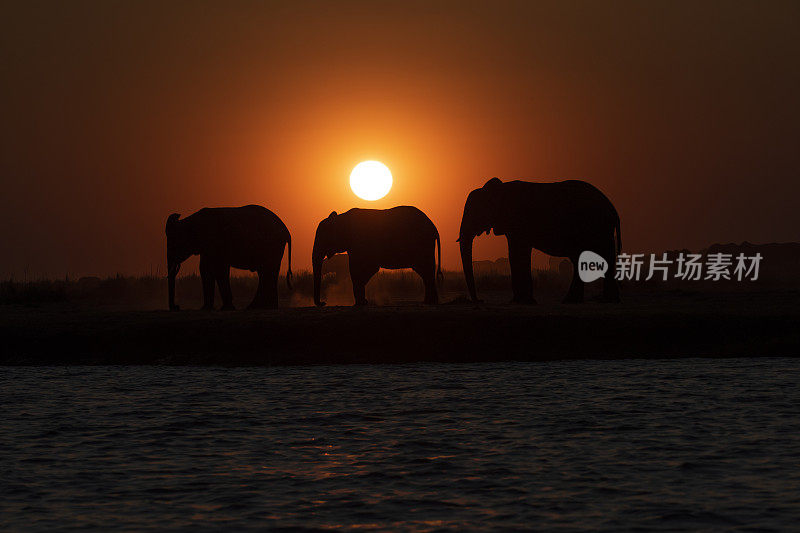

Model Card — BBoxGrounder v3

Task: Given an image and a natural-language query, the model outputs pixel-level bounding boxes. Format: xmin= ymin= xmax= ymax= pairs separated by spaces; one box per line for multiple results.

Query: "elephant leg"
xmin=264 ymin=266 xmax=279 ymax=308
xmin=508 ymin=239 xmax=535 ymax=304
xmin=216 ymin=264 xmax=235 ymax=310
xmin=250 ymin=245 xmax=283 ymax=309
xmin=413 ymin=263 xmax=438 ymax=305
xmin=563 ymin=254 xmax=585 ymax=303
xmin=350 ymin=260 xmax=377 ymax=306
xmin=248 ymin=270 xmax=267 ymax=309
xmin=601 ymin=239 xmax=620 ymax=303
xmin=199 ymin=257 xmax=215 ymax=310
xmin=250 ymin=268 xmax=278 ymax=309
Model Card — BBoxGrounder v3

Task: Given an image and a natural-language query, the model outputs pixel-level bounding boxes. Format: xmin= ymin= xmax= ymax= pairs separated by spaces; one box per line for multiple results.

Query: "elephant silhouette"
xmin=312 ymin=206 xmax=443 ymax=306
xmin=458 ymin=178 xmax=621 ymax=303
xmin=165 ymin=205 xmax=292 ymax=310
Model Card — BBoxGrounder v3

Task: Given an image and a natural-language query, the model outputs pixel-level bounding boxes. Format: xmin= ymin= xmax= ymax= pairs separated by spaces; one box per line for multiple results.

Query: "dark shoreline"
xmin=2 ymin=291 xmax=798 ymax=365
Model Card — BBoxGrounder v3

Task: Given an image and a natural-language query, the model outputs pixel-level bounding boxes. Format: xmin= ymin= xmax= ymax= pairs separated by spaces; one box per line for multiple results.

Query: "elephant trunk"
xmin=312 ymin=250 xmax=325 ymax=307
xmin=167 ymin=261 xmax=180 ymax=311
xmin=459 ymin=234 xmax=479 ymax=302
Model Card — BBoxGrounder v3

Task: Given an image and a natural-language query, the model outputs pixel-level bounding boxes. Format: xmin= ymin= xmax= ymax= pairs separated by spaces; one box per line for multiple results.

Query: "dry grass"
xmin=1 ymin=266 xmax=795 ymax=308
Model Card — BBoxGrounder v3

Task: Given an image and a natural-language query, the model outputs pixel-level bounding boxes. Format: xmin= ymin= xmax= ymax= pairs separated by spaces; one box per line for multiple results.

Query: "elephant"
xmin=312 ymin=206 xmax=443 ymax=306
xmin=458 ymin=178 xmax=621 ymax=304
xmin=165 ymin=205 xmax=292 ymax=311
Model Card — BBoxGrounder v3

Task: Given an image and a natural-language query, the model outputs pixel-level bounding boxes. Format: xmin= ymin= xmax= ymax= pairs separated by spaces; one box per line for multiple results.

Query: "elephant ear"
xmin=482 ymin=178 xmax=505 ymax=232
xmin=165 ymin=213 xmax=181 ymax=233
xmin=328 ymin=211 xmax=337 ymax=219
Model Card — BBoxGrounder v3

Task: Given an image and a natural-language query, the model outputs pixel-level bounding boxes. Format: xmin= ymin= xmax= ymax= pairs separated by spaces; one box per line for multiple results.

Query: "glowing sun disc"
xmin=350 ymin=161 xmax=392 ymax=201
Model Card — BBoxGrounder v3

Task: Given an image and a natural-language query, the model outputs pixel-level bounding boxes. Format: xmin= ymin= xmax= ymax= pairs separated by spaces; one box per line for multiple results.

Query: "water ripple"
xmin=1 ymin=359 xmax=799 ymax=530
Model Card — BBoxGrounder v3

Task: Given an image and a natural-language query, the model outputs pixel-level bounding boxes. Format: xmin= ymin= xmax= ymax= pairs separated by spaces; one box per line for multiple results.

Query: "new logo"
xmin=578 ymin=250 xmax=608 ymax=282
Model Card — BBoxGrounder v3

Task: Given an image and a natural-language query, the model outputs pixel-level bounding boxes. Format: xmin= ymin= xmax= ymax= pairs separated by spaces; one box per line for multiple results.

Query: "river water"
xmin=2 ymin=359 xmax=799 ymax=530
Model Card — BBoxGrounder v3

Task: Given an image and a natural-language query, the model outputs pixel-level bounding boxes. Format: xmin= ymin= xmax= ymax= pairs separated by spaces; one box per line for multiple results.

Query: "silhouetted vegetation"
xmin=2 ymin=260 xmax=796 ymax=308
xmin=0 ymin=269 xmax=551 ymax=307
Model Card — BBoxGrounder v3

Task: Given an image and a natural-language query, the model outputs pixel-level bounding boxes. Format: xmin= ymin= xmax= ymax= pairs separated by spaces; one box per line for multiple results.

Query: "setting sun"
xmin=349 ymin=161 xmax=392 ymax=201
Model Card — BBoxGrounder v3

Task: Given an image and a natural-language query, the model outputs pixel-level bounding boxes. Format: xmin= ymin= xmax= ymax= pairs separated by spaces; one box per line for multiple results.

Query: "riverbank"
xmin=2 ymin=290 xmax=798 ymax=365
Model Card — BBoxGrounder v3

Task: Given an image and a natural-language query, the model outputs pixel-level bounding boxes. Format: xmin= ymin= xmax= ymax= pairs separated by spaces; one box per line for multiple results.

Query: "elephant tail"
xmin=435 ymin=230 xmax=444 ymax=285
xmin=615 ymin=215 xmax=622 ymax=255
xmin=286 ymin=235 xmax=293 ymax=290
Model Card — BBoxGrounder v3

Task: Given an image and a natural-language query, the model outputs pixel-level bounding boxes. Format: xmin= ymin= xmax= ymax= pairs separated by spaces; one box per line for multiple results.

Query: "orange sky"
xmin=2 ymin=1 xmax=799 ymax=277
